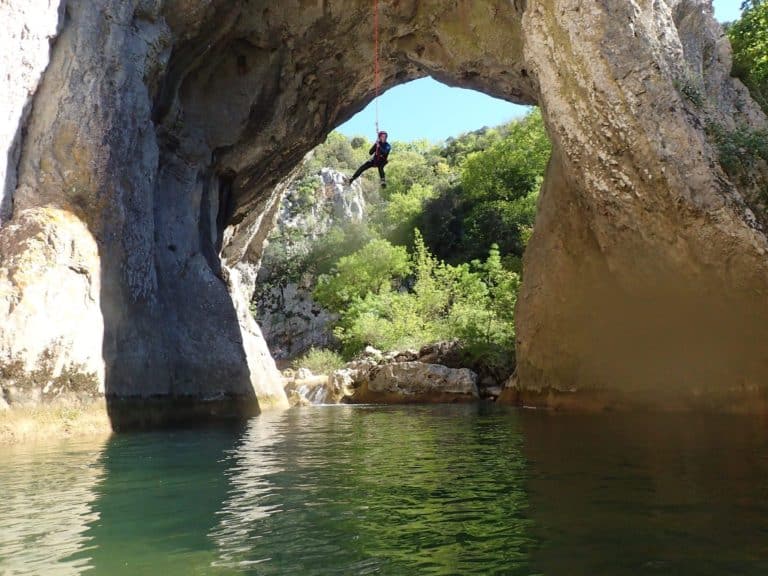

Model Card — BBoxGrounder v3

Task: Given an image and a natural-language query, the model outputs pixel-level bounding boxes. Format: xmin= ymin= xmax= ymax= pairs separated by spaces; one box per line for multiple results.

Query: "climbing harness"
xmin=373 ymin=0 xmax=381 ymax=134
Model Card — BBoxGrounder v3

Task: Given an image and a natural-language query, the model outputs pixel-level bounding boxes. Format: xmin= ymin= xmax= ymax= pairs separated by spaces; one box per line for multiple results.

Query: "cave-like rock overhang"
xmin=2 ymin=0 xmax=768 ymax=422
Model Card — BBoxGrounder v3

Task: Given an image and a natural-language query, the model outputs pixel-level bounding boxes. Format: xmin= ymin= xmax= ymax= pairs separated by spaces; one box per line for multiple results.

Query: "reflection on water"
xmin=0 ymin=438 xmax=107 ymax=575
xmin=76 ymin=426 xmax=246 ymax=575
xmin=522 ymin=412 xmax=768 ymax=576
xmin=210 ymin=406 xmax=532 ymax=574
xmin=1 ymin=407 xmax=768 ymax=575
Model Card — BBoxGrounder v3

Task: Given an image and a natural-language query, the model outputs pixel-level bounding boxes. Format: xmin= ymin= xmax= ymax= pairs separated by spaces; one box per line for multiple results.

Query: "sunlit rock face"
xmin=0 ymin=0 xmax=766 ymax=416
xmin=510 ymin=0 xmax=768 ymax=410
xmin=254 ymin=169 xmax=366 ymax=360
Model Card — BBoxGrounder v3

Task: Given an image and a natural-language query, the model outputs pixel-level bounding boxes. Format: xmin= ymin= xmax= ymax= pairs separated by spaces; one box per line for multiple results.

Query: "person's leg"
xmin=377 ymin=165 xmax=386 ymax=187
xmin=350 ymin=161 xmax=374 ymax=183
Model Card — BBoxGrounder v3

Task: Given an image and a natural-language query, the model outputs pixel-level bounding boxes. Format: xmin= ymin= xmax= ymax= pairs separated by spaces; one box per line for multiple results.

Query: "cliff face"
xmin=255 ymin=168 xmax=365 ymax=360
xmin=1 ymin=0 xmax=767 ymax=417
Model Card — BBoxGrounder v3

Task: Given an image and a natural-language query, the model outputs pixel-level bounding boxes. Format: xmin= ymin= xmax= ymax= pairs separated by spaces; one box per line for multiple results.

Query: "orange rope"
xmin=373 ymin=0 xmax=380 ymax=134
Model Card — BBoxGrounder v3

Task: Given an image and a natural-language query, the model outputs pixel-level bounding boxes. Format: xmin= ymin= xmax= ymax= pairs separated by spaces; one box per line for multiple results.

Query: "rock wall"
xmin=509 ymin=0 xmax=768 ymax=410
xmin=255 ymin=168 xmax=365 ymax=360
xmin=1 ymin=0 xmax=65 ymax=224
xmin=1 ymin=0 xmax=767 ymax=418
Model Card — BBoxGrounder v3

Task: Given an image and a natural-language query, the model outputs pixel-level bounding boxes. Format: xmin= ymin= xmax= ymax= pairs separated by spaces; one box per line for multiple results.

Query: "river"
xmin=1 ymin=405 xmax=767 ymax=575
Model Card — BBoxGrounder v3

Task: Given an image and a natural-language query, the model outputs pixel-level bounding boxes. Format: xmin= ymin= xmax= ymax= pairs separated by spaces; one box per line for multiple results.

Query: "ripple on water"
xmin=0 ymin=438 xmax=108 ymax=575
xmin=3 ymin=406 xmax=768 ymax=575
xmin=209 ymin=405 xmax=534 ymax=575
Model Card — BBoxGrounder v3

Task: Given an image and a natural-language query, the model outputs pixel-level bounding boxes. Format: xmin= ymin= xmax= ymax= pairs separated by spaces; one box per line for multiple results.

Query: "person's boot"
xmin=380 ymin=178 xmax=387 ymax=188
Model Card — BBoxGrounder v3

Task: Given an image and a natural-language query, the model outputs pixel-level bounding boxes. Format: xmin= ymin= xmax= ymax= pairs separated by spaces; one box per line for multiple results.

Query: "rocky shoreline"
xmin=283 ymin=342 xmax=505 ymax=406
xmin=0 ymin=399 xmax=112 ymax=445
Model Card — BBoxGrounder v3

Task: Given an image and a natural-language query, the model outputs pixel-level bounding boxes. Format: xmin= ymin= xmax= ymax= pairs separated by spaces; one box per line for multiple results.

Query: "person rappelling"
xmin=347 ymin=131 xmax=391 ymax=188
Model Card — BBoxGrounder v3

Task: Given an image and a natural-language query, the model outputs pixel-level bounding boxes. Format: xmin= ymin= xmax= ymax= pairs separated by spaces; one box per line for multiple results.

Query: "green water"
xmin=1 ymin=405 xmax=768 ymax=575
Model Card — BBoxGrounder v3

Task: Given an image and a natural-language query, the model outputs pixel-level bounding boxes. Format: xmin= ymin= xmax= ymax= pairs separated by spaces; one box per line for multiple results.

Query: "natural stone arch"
xmin=1 ymin=0 xmax=767 ymax=421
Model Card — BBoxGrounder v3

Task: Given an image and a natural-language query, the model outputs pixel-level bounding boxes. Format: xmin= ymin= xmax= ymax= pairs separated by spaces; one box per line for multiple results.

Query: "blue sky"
xmin=338 ymin=0 xmax=742 ymax=142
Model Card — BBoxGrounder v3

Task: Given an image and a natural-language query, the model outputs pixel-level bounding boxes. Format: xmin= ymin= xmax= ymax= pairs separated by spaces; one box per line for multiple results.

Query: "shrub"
xmin=324 ymin=234 xmax=520 ymax=381
xmin=376 ymin=183 xmax=438 ymax=245
xmin=727 ymin=1 xmax=768 ymax=113
xmin=292 ymin=348 xmax=346 ymax=375
xmin=675 ymin=70 xmax=705 ymax=108
xmin=461 ymin=110 xmax=550 ymax=204
xmin=307 ymin=222 xmax=380 ymax=276
xmin=313 ymin=239 xmax=411 ymax=311
xmin=707 ymin=121 xmax=768 ymax=186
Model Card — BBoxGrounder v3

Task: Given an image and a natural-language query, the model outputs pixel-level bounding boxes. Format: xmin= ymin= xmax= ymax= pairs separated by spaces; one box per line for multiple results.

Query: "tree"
xmin=728 ymin=0 xmax=768 ymax=112
xmin=313 ymin=239 xmax=411 ymax=312
xmin=461 ymin=110 xmax=550 ymax=203
xmin=376 ymin=183 xmax=437 ymax=246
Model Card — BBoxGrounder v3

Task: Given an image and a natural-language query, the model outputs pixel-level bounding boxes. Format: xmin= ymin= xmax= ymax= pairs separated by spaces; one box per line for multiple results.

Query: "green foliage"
xmin=303 ymin=132 xmax=370 ymax=176
xmin=350 ymin=136 xmax=368 ymax=149
xmin=707 ymin=121 xmax=768 ymax=187
xmin=292 ymin=348 xmax=346 ymax=375
xmin=293 ymin=176 xmax=320 ymax=210
xmin=447 ymin=245 xmax=519 ymax=378
xmin=335 ymin=291 xmax=442 ymax=354
xmin=675 ymin=70 xmax=705 ymax=108
xmin=307 ymin=222 xmax=380 ymax=276
xmin=323 ymin=235 xmax=520 ymax=378
xmin=381 ymin=147 xmax=437 ymax=197
xmin=463 ymin=194 xmax=538 ymax=260
xmin=375 ymin=183 xmax=438 ymax=245
xmin=461 ymin=110 xmax=550 ymax=203
xmin=416 ymin=185 xmax=465 ymax=262
xmin=420 ymin=110 xmax=549 ymax=263
xmin=314 ymin=239 xmax=411 ymax=311
xmin=728 ymin=0 xmax=768 ymax=112
xmin=258 ymin=108 xmax=552 ymax=380
xmin=441 ymin=126 xmax=502 ymax=166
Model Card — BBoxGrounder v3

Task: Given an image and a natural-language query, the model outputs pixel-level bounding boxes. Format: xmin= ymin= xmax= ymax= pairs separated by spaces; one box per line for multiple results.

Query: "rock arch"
xmin=1 ymin=0 xmax=767 ymax=420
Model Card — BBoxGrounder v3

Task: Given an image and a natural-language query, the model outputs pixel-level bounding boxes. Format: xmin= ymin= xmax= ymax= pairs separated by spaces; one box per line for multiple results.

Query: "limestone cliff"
xmin=254 ymin=168 xmax=366 ymax=360
xmin=0 ymin=0 xmax=767 ymax=419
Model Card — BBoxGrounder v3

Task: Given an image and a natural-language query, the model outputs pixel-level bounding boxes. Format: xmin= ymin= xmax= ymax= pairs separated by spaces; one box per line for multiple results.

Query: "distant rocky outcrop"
xmin=284 ymin=343 xmax=485 ymax=406
xmin=353 ymin=362 xmax=479 ymax=404
xmin=254 ymin=168 xmax=365 ymax=360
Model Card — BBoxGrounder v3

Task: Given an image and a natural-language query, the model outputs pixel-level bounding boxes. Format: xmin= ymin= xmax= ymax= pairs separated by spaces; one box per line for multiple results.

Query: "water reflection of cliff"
xmin=0 ymin=438 xmax=107 ymax=575
xmin=77 ymin=428 xmax=245 ymax=575
xmin=521 ymin=412 xmax=768 ymax=576
xmin=210 ymin=405 xmax=534 ymax=574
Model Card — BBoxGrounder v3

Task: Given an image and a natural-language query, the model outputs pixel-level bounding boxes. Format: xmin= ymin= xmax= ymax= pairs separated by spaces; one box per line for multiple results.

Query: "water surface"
xmin=1 ymin=405 xmax=767 ymax=575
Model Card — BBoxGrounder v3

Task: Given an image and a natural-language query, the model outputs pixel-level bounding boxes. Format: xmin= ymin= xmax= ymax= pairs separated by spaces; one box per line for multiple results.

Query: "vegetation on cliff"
xmin=258 ymin=110 xmax=550 ymax=381
xmin=728 ymin=0 xmax=768 ymax=113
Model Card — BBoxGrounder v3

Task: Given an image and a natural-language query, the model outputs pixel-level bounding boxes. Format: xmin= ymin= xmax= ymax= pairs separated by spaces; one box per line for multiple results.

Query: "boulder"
xmin=362 ymin=346 xmax=384 ymax=362
xmin=350 ymin=362 xmax=479 ymax=404
xmin=295 ymin=368 xmax=315 ymax=381
xmin=286 ymin=389 xmax=311 ymax=408
xmin=386 ymin=349 xmax=420 ymax=364
xmin=329 ymin=368 xmax=358 ymax=399
xmin=284 ymin=374 xmax=328 ymax=404
xmin=417 ymin=341 xmax=465 ymax=368
xmin=482 ymin=386 xmax=503 ymax=399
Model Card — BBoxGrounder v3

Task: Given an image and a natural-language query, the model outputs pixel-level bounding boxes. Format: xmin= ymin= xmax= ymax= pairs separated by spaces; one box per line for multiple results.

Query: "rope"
xmin=373 ymin=0 xmax=380 ymax=134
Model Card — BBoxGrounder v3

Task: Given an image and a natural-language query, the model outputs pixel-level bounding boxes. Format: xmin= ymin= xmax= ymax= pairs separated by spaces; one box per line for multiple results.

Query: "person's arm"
xmin=369 ymin=143 xmax=377 ymax=155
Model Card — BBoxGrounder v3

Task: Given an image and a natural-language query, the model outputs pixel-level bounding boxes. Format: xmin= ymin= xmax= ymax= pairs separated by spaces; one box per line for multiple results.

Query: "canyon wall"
xmin=0 ymin=0 xmax=766 ymax=418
